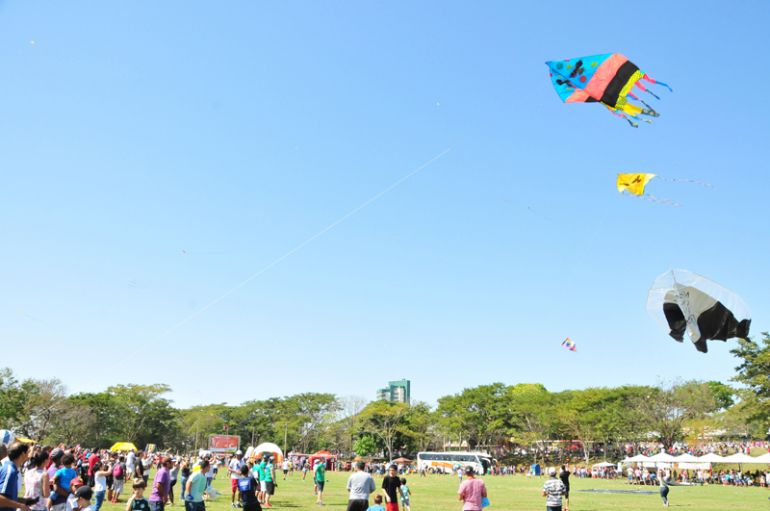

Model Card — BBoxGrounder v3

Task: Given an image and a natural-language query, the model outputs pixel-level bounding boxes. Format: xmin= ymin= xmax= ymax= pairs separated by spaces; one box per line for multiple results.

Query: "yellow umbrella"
xmin=110 ymin=442 xmax=138 ymax=452
xmin=15 ymin=436 xmax=36 ymax=444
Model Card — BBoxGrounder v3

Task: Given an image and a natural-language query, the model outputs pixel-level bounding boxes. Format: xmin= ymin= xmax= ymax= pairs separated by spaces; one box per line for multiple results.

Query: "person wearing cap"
xmin=458 ymin=466 xmax=487 ymax=511
xmin=74 ymin=486 xmax=93 ymax=511
xmin=0 ymin=442 xmax=32 ymax=511
xmin=149 ymin=458 xmax=172 ymax=511
xmin=542 ymin=467 xmax=566 ymax=511
xmin=228 ymin=451 xmax=245 ymax=508
xmin=66 ymin=478 xmax=85 ymax=511
xmin=381 ymin=465 xmax=402 ymax=511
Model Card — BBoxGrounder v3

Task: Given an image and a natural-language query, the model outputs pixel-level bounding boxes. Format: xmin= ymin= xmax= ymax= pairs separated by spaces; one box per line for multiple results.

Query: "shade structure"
xmin=592 ymin=461 xmax=616 ymax=468
xmin=698 ymin=453 xmax=727 ymax=463
xmin=722 ymin=452 xmax=768 ymax=464
xmin=624 ymin=454 xmax=650 ymax=463
xmin=392 ymin=457 xmax=412 ymax=464
xmin=647 ymin=452 xmax=677 ymax=463
xmin=673 ymin=453 xmax=699 ymax=462
xmin=110 ymin=442 xmax=138 ymax=452
xmin=253 ymin=442 xmax=283 ymax=464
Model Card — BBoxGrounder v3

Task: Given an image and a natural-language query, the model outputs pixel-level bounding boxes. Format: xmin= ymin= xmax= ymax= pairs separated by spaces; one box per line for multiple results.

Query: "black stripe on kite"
xmin=600 ymin=60 xmax=639 ymax=107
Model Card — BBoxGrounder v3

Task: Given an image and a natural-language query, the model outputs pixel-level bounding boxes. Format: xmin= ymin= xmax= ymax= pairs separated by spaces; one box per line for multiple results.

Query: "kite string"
xmin=656 ymin=176 xmax=713 ymax=188
xmin=160 ymin=147 xmax=453 ymax=337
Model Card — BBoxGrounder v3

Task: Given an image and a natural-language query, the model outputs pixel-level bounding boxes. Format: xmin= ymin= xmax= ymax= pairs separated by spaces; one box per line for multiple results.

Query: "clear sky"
xmin=1 ymin=1 xmax=768 ymax=409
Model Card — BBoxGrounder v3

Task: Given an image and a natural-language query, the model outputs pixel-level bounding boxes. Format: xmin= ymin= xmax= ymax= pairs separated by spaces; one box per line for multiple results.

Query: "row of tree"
xmin=2 ymin=333 xmax=769 ymax=462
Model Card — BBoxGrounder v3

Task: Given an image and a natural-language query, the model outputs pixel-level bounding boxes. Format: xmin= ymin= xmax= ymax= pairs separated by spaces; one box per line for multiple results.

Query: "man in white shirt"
xmin=227 ymin=451 xmax=245 ymax=508
xmin=346 ymin=462 xmax=375 ymax=511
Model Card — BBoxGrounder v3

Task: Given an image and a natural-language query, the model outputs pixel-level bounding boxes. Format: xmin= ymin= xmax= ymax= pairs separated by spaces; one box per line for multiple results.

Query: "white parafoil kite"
xmin=647 ymin=269 xmax=751 ymax=353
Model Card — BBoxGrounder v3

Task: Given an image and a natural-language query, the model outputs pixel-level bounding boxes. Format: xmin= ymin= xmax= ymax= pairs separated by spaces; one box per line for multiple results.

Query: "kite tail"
xmin=642 ymin=74 xmax=673 ymax=92
xmin=608 ymin=108 xmax=639 ymax=127
xmin=635 ymin=81 xmax=661 ymax=100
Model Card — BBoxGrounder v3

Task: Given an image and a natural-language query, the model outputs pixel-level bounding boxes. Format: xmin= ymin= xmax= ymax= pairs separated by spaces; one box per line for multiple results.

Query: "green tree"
xmin=731 ymin=333 xmax=770 ymax=422
xmin=358 ymin=401 xmax=410 ymax=460
xmin=353 ymin=435 xmax=378 ymax=457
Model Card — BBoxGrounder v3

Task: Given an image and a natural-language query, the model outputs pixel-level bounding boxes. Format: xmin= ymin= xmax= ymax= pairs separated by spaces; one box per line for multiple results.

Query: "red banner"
xmin=208 ymin=435 xmax=240 ymax=453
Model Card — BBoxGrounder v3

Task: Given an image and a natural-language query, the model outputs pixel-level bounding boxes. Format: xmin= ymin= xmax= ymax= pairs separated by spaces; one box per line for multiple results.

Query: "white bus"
xmin=416 ymin=451 xmax=494 ymax=474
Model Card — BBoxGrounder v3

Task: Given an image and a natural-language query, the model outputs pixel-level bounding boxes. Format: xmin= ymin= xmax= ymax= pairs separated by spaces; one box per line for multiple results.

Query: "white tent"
xmin=722 ymin=452 xmax=770 ymax=464
xmin=624 ymin=454 xmax=650 ymax=463
xmin=698 ymin=453 xmax=727 ymax=463
xmin=592 ymin=461 xmax=616 ymax=468
xmin=674 ymin=453 xmax=710 ymax=469
xmin=754 ymin=453 xmax=770 ymax=463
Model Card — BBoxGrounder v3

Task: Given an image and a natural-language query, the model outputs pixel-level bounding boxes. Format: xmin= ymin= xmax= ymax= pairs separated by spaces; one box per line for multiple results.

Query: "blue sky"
xmin=1 ymin=1 xmax=768 ymax=408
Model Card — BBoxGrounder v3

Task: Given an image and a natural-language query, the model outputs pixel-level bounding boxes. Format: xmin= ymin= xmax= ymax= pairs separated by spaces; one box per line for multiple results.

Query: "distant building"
xmin=376 ymin=379 xmax=411 ymax=405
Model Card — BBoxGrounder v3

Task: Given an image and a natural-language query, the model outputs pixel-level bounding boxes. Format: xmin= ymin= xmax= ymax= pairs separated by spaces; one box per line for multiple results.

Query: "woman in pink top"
xmin=24 ymin=451 xmax=50 ymax=511
xmin=458 ymin=466 xmax=487 ymax=511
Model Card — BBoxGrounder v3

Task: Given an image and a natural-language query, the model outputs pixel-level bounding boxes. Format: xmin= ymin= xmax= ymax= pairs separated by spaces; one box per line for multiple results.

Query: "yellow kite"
xmin=617 ymin=173 xmax=656 ymax=196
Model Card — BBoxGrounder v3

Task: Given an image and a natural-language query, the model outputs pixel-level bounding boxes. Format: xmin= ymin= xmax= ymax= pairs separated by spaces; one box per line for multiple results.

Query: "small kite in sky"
xmin=617 ymin=173 xmax=656 ymax=196
xmin=647 ymin=269 xmax=751 ymax=353
xmin=562 ymin=337 xmax=577 ymax=352
xmin=546 ymin=53 xmax=672 ymax=127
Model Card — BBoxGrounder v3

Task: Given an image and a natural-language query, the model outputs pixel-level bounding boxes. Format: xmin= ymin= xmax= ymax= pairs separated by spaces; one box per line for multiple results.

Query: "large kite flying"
xmin=647 ymin=270 xmax=751 ymax=353
xmin=546 ymin=53 xmax=671 ymax=127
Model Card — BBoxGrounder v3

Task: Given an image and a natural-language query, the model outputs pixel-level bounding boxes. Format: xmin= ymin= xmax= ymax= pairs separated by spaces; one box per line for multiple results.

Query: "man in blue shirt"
xmin=0 ymin=442 xmax=32 ymax=511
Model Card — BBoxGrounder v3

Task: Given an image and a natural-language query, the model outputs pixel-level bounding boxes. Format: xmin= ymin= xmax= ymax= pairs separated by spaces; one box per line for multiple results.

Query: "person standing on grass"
xmin=658 ymin=469 xmax=670 ymax=507
xmin=281 ymin=459 xmax=289 ymax=481
xmin=184 ymin=461 xmax=209 ymax=511
xmin=262 ymin=457 xmax=275 ymax=509
xmin=228 ymin=451 xmax=245 ymax=508
xmin=237 ymin=466 xmax=261 ymax=511
xmin=346 ymin=461 xmax=375 ymax=511
xmin=559 ymin=465 xmax=571 ymax=511
xmin=381 ymin=465 xmax=402 ymax=511
xmin=149 ymin=458 xmax=172 ymax=511
xmin=542 ymin=467 xmax=566 ymax=511
xmin=314 ymin=459 xmax=326 ymax=506
xmin=458 ymin=466 xmax=486 ymax=511
xmin=111 ymin=456 xmax=126 ymax=503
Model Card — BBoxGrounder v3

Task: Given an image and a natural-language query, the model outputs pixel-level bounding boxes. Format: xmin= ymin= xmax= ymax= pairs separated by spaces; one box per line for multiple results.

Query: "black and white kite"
xmin=647 ymin=269 xmax=751 ymax=353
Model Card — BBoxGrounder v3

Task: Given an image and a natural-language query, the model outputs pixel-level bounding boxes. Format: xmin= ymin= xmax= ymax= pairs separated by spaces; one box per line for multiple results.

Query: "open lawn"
xmin=102 ymin=472 xmax=769 ymax=511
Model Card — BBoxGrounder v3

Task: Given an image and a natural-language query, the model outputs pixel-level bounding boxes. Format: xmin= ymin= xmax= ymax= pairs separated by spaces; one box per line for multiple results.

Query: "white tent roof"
xmin=698 ymin=453 xmax=727 ymax=463
xmin=624 ymin=454 xmax=649 ymax=463
xmin=753 ymin=453 xmax=770 ymax=463
xmin=673 ymin=453 xmax=699 ymax=462
xmin=592 ymin=461 xmax=616 ymax=468
xmin=722 ymin=452 xmax=770 ymax=464
xmin=647 ymin=452 xmax=677 ymax=462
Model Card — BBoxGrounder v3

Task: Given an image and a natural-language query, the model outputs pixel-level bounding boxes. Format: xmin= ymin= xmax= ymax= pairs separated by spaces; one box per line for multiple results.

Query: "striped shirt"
xmin=543 ymin=477 xmax=566 ymax=507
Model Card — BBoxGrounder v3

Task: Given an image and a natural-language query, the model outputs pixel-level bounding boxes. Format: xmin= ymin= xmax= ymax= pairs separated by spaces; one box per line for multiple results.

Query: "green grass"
xmin=103 ymin=472 xmax=768 ymax=511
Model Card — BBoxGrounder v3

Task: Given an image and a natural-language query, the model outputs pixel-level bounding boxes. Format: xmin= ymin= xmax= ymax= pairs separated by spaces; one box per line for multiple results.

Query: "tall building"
xmin=376 ymin=379 xmax=411 ymax=405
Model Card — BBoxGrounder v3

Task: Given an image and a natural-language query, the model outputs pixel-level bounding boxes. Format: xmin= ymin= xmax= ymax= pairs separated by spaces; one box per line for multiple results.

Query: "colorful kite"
xmin=617 ymin=173 xmax=656 ymax=196
xmin=647 ymin=270 xmax=751 ymax=353
xmin=561 ymin=337 xmax=577 ymax=352
xmin=546 ymin=53 xmax=672 ymax=127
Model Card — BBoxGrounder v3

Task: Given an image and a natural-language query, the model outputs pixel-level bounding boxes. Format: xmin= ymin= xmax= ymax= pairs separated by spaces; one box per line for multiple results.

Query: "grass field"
xmin=100 ymin=471 xmax=769 ymax=511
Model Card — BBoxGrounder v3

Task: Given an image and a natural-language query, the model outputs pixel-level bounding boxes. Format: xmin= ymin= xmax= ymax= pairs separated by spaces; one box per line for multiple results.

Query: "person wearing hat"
xmin=542 ymin=467 xmax=566 ymax=511
xmin=458 ymin=466 xmax=487 ymax=511
xmin=74 ymin=486 xmax=93 ymax=511
xmin=66 ymin=478 xmax=85 ymax=511
xmin=228 ymin=451 xmax=245 ymax=508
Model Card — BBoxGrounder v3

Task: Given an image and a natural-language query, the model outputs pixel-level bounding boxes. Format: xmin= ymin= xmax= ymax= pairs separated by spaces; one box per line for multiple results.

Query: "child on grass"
xmin=399 ymin=478 xmax=411 ymax=511
xmin=366 ymin=495 xmax=385 ymax=511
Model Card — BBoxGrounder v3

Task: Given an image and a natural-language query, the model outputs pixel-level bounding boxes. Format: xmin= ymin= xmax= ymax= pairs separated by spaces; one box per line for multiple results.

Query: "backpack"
xmin=113 ymin=463 xmax=124 ymax=478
